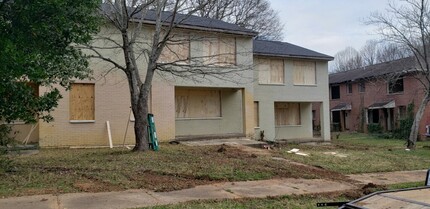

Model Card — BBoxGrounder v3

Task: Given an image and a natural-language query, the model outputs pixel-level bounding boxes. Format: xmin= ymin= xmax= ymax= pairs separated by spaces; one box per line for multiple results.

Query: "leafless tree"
xmin=187 ymin=0 xmax=284 ymax=40
xmin=333 ymin=46 xmax=363 ymax=72
xmin=376 ymin=42 xmax=410 ymax=63
xmin=360 ymin=40 xmax=379 ymax=66
xmin=368 ymin=0 xmax=430 ymax=148
xmin=87 ymin=0 xmax=252 ymax=151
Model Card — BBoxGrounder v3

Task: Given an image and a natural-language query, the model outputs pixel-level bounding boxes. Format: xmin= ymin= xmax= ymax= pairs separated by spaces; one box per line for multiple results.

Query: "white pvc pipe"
xmin=106 ymin=121 xmax=113 ymax=148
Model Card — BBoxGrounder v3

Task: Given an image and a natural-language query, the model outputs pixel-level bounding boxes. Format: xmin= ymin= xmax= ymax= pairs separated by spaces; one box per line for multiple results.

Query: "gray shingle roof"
xmin=329 ymin=57 xmax=417 ymax=84
xmin=101 ymin=4 xmax=257 ymax=36
xmin=253 ymin=40 xmax=334 ymax=61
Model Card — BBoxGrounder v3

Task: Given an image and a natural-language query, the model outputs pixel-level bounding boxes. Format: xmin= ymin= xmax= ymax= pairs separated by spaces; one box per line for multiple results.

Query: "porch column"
xmin=242 ymin=88 xmax=255 ymax=138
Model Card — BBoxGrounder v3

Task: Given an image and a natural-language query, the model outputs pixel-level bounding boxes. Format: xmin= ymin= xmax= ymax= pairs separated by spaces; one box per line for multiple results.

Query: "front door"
xmin=344 ymin=110 xmax=350 ymax=130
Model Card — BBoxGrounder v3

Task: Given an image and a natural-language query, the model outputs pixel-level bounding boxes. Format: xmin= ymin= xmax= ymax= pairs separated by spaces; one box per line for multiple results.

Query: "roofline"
xmin=132 ymin=19 xmax=258 ymax=37
xmin=329 ymin=68 xmax=419 ymax=85
xmin=253 ymin=52 xmax=334 ymax=61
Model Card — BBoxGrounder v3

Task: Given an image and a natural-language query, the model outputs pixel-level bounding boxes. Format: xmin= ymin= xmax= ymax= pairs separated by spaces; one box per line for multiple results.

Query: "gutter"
xmin=253 ymin=52 xmax=334 ymax=61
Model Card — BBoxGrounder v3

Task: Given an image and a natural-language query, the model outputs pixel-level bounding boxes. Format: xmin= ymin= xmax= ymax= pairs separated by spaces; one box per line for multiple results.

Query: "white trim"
xmin=69 ymin=120 xmax=96 ymax=123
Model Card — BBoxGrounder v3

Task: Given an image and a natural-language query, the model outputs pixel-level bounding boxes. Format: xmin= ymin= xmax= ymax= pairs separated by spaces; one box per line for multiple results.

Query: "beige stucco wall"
xmin=253 ymin=57 xmax=331 ymax=141
xmin=39 ymin=24 xmax=255 ymax=147
xmin=39 ymin=72 xmax=136 ymax=147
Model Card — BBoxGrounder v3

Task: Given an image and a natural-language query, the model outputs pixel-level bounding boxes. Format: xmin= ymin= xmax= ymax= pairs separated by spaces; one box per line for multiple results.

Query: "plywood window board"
xmin=70 ymin=83 xmax=95 ymax=121
xmin=203 ymin=36 xmax=236 ymax=66
xmin=175 ymin=88 xmax=221 ymax=118
xmin=257 ymin=58 xmax=284 ymax=84
xmin=293 ymin=61 xmax=316 ymax=85
xmin=159 ymin=35 xmax=190 ymax=64
xmin=254 ymin=101 xmax=259 ymax=127
xmin=275 ymin=102 xmax=300 ymax=126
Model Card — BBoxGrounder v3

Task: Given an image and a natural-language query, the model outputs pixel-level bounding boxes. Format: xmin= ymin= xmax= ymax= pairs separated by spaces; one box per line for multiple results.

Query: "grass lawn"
xmin=0 ymin=143 xmax=341 ymax=197
xmin=139 ymin=182 xmax=425 ymax=209
xmin=280 ymin=133 xmax=430 ymax=174
xmin=1 ymin=133 xmax=428 ymax=198
xmin=143 ymin=194 xmax=349 ymax=209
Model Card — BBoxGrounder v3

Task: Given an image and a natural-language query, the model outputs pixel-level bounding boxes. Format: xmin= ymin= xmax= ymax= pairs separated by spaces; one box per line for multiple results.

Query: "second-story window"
xmin=358 ymin=81 xmax=366 ymax=93
xmin=256 ymin=58 xmax=284 ymax=84
xmin=331 ymin=85 xmax=340 ymax=99
xmin=388 ymin=78 xmax=404 ymax=94
xmin=347 ymin=82 xmax=353 ymax=94
xmin=159 ymin=35 xmax=190 ymax=64
xmin=203 ymin=36 xmax=236 ymax=66
xmin=293 ymin=61 xmax=316 ymax=85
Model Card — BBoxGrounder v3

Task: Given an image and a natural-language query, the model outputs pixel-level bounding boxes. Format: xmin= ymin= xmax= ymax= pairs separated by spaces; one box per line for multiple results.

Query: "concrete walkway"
xmin=0 ymin=170 xmax=427 ymax=209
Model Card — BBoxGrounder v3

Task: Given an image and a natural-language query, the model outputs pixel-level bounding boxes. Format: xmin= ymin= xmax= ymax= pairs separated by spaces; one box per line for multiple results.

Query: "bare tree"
xmin=87 ymin=0 xmax=252 ymax=151
xmin=360 ymin=40 xmax=379 ymax=66
xmin=187 ymin=0 xmax=284 ymax=40
xmin=333 ymin=46 xmax=363 ymax=72
xmin=376 ymin=42 xmax=410 ymax=63
xmin=368 ymin=0 xmax=430 ymax=148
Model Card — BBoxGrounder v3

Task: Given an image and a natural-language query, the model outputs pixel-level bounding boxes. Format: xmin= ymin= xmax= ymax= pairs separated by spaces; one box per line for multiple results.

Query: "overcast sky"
xmin=269 ymin=0 xmax=393 ymax=57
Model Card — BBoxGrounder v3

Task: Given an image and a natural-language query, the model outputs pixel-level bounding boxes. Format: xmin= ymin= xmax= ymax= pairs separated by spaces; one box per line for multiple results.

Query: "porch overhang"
xmin=331 ymin=103 xmax=352 ymax=111
xmin=368 ymin=100 xmax=395 ymax=110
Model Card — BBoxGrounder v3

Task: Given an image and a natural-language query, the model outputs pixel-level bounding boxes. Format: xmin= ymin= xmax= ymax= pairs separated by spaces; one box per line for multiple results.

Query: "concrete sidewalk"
xmin=0 ymin=170 xmax=427 ymax=209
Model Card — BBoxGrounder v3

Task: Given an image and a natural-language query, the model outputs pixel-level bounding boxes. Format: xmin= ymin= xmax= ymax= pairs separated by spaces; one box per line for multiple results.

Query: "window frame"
xmin=293 ymin=61 xmax=317 ymax=86
xmin=69 ymin=83 xmax=95 ymax=123
xmin=331 ymin=85 xmax=340 ymax=100
xmin=388 ymin=78 xmax=404 ymax=94
xmin=358 ymin=81 xmax=366 ymax=93
xmin=346 ymin=82 xmax=353 ymax=94
xmin=257 ymin=58 xmax=285 ymax=85
xmin=274 ymin=102 xmax=301 ymax=126
xmin=254 ymin=101 xmax=259 ymax=128
xmin=175 ymin=88 xmax=222 ymax=119
xmin=158 ymin=34 xmax=191 ymax=64
xmin=202 ymin=36 xmax=236 ymax=66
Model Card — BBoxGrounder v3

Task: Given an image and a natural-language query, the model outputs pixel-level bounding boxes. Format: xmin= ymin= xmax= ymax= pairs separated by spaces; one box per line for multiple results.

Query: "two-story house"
xmin=329 ymin=57 xmax=430 ymax=138
xmin=253 ymin=40 xmax=333 ymax=142
xmin=10 ymin=11 xmax=333 ymax=147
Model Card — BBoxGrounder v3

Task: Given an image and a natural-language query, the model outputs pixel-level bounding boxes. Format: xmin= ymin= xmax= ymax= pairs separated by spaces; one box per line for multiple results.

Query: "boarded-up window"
xmin=254 ymin=101 xmax=259 ymax=127
xmin=175 ymin=88 xmax=221 ymax=118
xmin=257 ymin=58 xmax=284 ymax=84
xmin=203 ymin=37 xmax=236 ymax=65
xmin=293 ymin=61 xmax=316 ymax=85
xmin=159 ymin=35 xmax=190 ymax=64
xmin=70 ymin=83 xmax=95 ymax=120
xmin=275 ymin=102 xmax=300 ymax=126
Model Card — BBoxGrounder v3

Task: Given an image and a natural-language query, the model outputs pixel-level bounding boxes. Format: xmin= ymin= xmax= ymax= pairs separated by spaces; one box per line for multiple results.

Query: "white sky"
xmin=269 ymin=0 xmax=393 ymax=57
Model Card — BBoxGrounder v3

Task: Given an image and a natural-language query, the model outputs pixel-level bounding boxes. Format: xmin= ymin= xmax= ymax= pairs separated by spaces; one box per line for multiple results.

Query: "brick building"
xmin=328 ymin=57 xmax=430 ymax=138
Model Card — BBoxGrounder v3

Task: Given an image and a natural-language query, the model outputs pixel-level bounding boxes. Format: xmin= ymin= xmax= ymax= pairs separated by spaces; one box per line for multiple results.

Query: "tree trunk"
xmin=132 ymin=95 xmax=150 ymax=151
xmin=408 ymin=90 xmax=430 ymax=149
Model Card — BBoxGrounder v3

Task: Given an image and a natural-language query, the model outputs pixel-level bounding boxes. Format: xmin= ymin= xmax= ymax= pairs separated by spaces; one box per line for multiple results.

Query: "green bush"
xmin=0 ymin=124 xmax=14 ymax=172
xmin=368 ymin=123 xmax=382 ymax=134
xmin=392 ymin=103 xmax=415 ymax=140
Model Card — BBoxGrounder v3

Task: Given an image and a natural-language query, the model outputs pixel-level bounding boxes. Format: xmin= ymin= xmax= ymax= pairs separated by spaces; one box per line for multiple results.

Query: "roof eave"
xmin=253 ymin=52 xmax=334 ymax=61
xmin=132 ymin=19 xmax=258 ymax=37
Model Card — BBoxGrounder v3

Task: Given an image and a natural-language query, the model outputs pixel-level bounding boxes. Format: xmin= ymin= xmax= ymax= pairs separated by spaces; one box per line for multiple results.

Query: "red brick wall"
xmin=329 ymin=74 xmax=430 ymax=138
